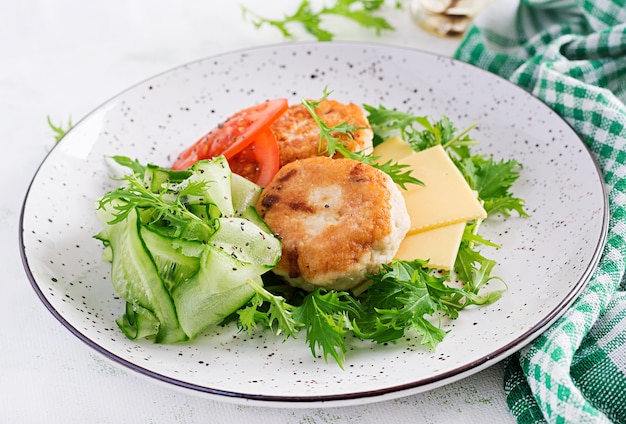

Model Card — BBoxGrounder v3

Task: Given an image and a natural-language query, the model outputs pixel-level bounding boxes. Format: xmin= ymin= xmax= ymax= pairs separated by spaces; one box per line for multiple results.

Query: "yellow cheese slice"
xmin=395 ymin=221 xmax=466 ymax=270
xmin=372 ymin=136 xmax=414 ymax=162
xmin=396 ymin=144 xmax=487 ymax=234
xmin=372 ymin=138 xmax=486 ymax=271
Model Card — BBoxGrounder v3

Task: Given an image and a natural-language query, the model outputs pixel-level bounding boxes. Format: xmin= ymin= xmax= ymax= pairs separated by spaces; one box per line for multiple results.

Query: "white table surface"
xmin=3 ymin=1 xmax=517 ymax=422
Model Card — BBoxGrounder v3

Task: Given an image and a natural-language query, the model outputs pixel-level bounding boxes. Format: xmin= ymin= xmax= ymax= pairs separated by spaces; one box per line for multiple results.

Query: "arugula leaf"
xmin=458 ymin=155 xmax=528 ymax=217
xmin=110 ymin=155 xmax=148 ymax=178
xmin=325 ymin=0 xmax=393 ymax=35
xmin=47 ymin=115 xmax=73 ymax=143
xmin=237 ymin=282 xmax=361 ymax=368
xmin=363 ymin=104 xmax=429 ymax=145
xmin=302 ymin=90 xmax=423 ymax=189
xmin=453 ymin=222 xmax=504 ymax=296
xmin=238 ymin=278 xmax=302 ymax=339
xmin=365 ymin=105 xmax=479 ymax=152
xmin=243 ymin=0 xmax=331 ymax=41
xmin=354 ymin=260 xmax=447 ymax=347
xmin=97 ymin=170 xmax=216 ymax=242
xmin=242 ymin=0 xmax=394 ymax=41
xmin=293 ymin=289 xmax=361 ymax=368
xmin=354 ymin=259 xmax=502 ymax=347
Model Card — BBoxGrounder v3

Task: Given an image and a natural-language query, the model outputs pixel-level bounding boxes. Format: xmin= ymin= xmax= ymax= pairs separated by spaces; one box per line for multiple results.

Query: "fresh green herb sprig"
xmin=301 ymin=90 xmax=422 ymax=189
xmin=237 ymin=283 xmax=361 ymax=369
xmin=238 ymin=278 xmax=302 ymax=339
xmin=294 ymin=289 xmax=362 ymax=367
xmin=98 ymin=175 xmax=206 ymax=225
xmin=364 ymin=104 xmax=478 ymax=151
xmin=354 ymin=259 xmax=500 ymax=346
xmin=97 ymin=160 xmax=215 ymax=241
xmin=242 ymin=0 xmax=395 ymax=41
xmin=47 ymin=115 xmax=73 ymax=143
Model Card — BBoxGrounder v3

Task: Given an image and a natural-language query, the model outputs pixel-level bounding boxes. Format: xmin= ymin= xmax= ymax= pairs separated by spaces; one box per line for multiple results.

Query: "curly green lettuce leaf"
xmin=242 ymin=0 xmax=394 ymax=41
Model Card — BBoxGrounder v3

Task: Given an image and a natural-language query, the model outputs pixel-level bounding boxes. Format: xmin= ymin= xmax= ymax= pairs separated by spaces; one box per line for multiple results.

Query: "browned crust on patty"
xmin=256 ymin=156 xmax=394 ymax=288
xmin=270 ymin=99 xmax=373 ymax=168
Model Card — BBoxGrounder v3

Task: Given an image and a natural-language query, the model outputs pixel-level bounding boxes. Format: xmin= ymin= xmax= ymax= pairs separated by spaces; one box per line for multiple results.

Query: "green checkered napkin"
xmin=454 ymin=0 xmax=626 ymax=422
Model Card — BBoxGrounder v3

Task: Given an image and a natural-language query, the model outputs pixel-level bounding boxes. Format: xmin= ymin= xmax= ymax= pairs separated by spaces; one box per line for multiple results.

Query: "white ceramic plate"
xmin=20 ymin=42 xmax=608 ymax=407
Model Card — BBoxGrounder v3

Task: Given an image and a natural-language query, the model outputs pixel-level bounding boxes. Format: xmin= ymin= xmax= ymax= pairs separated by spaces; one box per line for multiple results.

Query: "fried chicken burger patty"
xmin=256 ymin=156 xmax=410 ymax=292
xmin=269 ymin=99 xmax=374 ymax=168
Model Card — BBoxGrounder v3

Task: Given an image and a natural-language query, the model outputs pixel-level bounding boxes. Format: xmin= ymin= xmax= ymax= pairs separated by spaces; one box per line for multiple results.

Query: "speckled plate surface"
xmin=20 ymin=42 xmax=608 ymax=407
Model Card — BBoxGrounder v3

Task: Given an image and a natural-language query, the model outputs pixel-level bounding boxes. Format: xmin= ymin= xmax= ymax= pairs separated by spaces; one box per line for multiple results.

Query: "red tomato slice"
xmin=229 ymin=129 xmax=280 ymax=187
xmin=171 ymin=98 xmax=288 ymax=171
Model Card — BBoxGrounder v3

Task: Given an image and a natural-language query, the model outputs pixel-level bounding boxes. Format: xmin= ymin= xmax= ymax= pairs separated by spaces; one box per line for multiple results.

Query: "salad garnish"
xmin=242 ymin=0 xmax=395 ymax=42
xmin=47 ymin=115 xmax=72 ymax=144
xmin=302 ymin=88 xmax=423 ymax=189
xmin=94 ymin=92 xmax=528 ymax=368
